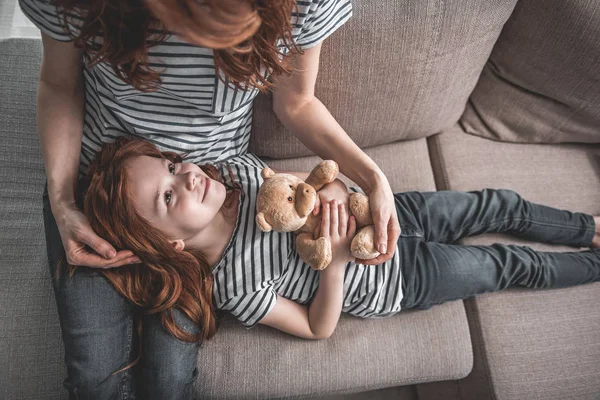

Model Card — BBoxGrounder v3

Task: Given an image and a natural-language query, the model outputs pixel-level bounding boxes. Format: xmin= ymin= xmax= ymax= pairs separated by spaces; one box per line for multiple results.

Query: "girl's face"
xmin=125 ymin=155 xmax=227 ymax=243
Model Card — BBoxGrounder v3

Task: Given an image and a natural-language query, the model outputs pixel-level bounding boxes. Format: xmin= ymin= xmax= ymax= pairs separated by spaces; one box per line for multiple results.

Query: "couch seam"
xmin=426 ymin=133 xmax=451 ymax=191
xmin=460 ymin=298 xmax=498 ymax=400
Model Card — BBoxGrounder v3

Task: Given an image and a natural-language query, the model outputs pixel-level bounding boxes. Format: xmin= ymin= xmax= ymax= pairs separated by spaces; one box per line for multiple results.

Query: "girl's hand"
xmin=52 ymin=202 xmax=140 ymax=269
xmin=357 ymin=177 xmax=401 ymax=265
xmin=312 ymin=179 xmax=349 ymax=216
xmin=319 ymin=200 xmax=356 ymax=267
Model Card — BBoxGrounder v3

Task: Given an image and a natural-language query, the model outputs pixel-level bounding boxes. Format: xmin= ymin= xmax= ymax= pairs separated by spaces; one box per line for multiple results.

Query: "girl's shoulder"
xmin=217 ymin=153 xmax=268 ymax=190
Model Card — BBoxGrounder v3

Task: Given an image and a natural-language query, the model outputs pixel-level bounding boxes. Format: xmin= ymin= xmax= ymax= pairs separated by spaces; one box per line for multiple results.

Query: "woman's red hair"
xmin=68 ymin=136 xmax=240 ymax=374
xmin=52 ymin=0 xmax=303 ymax=92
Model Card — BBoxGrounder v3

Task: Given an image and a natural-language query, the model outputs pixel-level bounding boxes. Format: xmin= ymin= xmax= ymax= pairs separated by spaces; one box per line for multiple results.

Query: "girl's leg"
xmin=43 ymin=185 xmax=137 ymax=399
xmin=398 ymin=237 xmax=600 ymax=310
xmin=394 ymin=189 xmax=595 ymax=247
xmin=138 ymin=310 xmax=201 ymax=400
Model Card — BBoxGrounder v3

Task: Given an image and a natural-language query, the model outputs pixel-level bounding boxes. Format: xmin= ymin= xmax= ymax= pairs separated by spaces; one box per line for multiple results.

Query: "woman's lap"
xmin=43 ymin=185 xmax=199 ymax=399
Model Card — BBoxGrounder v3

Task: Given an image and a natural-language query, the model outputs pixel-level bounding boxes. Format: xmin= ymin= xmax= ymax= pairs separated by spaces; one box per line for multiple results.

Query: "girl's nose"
xmin=186 ymin=172 xmax=196 ymax=191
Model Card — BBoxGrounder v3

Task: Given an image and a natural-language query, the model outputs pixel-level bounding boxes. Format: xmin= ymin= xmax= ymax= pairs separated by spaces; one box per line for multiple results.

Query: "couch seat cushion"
xmin=424 ymin=124 xmax=600 ymax=399
xmin=197 ymin=303 xmax=471 ymax=399
xmin=193 ymin=139 xmax=473 ymax=398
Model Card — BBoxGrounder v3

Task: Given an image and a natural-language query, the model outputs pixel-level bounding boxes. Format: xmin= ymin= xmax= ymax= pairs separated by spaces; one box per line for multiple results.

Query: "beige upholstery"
xmin=250 ymin=0 xmax=520 ymax=158
xmin=419 ymin=124 xmax=600 ymax=399
xmin=197 ymin=302 xmax=472 ymax=399
xmin=461 ymin=0 xmax=600 ymax=144
xmin=264 ymin=138 xmax=437 ymax=192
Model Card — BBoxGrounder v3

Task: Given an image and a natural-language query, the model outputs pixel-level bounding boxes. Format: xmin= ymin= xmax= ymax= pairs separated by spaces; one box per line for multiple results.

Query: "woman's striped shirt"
xmin=19 ymin=0 xmax=353 ymax=178
xmin=215 ymin=154 xmax=404 ymax=328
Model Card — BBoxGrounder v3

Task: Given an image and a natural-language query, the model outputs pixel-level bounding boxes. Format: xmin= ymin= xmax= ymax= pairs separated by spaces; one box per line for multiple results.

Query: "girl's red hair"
xmin=67 ymin=136 xmax=240 ymax=374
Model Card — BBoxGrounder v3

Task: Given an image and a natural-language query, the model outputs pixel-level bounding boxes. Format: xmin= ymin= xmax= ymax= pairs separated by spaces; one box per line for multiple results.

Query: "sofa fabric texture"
xmin=420 ymin=125 xmax=600 ymax=399
xmin=0 ymin=38 xmax=66 ymax=398
xmin=250 ymin=0 xmax=519 ymax=158
xmin=461 ymin=0 xmax=600 ymax=144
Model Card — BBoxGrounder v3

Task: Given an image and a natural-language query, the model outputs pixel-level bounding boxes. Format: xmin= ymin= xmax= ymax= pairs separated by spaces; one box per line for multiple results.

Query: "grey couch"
xmin=1 ymin=0 xmax=599 ymax=399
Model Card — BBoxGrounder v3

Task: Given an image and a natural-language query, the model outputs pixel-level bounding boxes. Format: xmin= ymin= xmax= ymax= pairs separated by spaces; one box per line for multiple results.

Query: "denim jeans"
xmin=395 ymin=189 xmax=599 ymax=310
xmin=43 ymin=183 xmax=200 ymax=400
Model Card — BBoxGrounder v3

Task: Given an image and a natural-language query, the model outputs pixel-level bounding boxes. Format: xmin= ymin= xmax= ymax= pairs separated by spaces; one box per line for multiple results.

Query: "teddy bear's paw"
xmin=349 ymin=193 xmax=373 ymax=227
xmin=311 ymin=237 xmax=332 ymax=270
xmin=351 ymin=226 xmax=380 ymax=260
xmin=320 ymin=160 xmax=339 ymax=176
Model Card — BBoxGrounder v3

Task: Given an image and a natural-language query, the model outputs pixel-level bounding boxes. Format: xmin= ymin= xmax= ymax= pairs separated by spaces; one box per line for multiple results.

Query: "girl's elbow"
xmin=311 ymin=330 xmax=333 ymax=340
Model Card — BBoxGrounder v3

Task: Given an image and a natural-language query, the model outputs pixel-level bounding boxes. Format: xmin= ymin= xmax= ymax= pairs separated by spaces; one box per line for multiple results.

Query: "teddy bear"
xmin=255 ymin=160 xmax=380 ymax=270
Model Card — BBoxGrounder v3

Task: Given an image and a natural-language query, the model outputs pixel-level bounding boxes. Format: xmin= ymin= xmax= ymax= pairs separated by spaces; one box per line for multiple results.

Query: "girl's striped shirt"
xmin=19 ymin=0 xmax=353 ymax=178
xmin=215 ymin=154 xmax=404 ymax=328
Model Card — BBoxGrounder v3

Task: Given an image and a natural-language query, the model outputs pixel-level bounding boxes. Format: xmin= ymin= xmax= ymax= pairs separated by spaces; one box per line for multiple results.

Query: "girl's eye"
xmin=168 ymin=163 xmax=176 ymax=175
xmin=165 ymin=190 xmax=172 ymax=206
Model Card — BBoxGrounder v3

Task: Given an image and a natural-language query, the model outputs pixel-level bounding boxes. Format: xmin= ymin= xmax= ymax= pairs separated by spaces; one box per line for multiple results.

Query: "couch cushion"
xmin=423 ymin=125 xmax=600 ymax=399
xmin=197 ymin=302 xmax=471 ymax=399
xmin=460 ymin=0 xmax=600 ymax=144
xmin=264 ymin=137 xmax=437 ymax=192
xmin=0 ymin=38 xmax=67 ymax=398
xmin=193 ymin=140 xmax=473 ymax=398
xmin=250 ymin=0 xmax=519 ymax=158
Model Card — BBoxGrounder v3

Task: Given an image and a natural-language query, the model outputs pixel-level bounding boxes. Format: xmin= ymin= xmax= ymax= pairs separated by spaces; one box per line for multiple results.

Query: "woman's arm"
xmin=39 ymin=33 xmax=136 ymax=267
xmin=38 ymin=33 xmax=85 ymax=211
xmin=272 ymin=43 xmax=401 ymax=264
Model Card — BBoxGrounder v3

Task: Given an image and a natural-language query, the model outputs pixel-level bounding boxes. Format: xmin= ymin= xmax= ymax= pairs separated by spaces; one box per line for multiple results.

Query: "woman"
xmin=83 ymin=136 xmax=600 ymax=344
xmin=22 ymin=0 xmax=400 ymax=397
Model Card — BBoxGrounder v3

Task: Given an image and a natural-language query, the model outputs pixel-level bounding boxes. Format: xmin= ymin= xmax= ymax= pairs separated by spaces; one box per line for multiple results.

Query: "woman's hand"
xmin=318 ymin=199 xmax=356 ymax=267
xmin=52 ymin=202 xmax=140 ymax=269
xmin=357 ymin=177 xmax=401 ymax=265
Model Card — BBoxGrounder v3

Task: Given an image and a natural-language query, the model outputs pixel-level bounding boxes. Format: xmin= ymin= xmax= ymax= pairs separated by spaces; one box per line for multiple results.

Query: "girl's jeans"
xmin=395 ymin=189 xmax=599 ymax=310
xmin=42 ymin=183 xmax=199 ymax=400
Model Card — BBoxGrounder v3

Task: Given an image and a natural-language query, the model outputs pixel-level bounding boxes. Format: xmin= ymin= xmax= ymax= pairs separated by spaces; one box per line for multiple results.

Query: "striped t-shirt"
xmin=215 ymin=154 xmax=404 ymax=328
xmin=19 ymin=0 xmax=353 ymax=178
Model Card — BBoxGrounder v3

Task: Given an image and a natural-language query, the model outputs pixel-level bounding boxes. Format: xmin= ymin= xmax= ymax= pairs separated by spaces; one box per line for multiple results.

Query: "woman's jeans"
xmin=395 ymin=189 xmax=599 ymax=310
xmin=42 ymin=183 xmax=200 ymax=400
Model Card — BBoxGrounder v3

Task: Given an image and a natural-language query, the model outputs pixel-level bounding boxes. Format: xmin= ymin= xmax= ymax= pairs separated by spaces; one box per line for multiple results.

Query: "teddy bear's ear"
xmin=255 ymin=212 xmax=272 ymax=232
xmin=261 ymin=168 xmax=275 ymax=180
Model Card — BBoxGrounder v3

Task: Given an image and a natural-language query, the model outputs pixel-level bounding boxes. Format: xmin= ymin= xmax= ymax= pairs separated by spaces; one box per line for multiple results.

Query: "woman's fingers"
xmin=68 ymin=245 xmax=136 ymax=269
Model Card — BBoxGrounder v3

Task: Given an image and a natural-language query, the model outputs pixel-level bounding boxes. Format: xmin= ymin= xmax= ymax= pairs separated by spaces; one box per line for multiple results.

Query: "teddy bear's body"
xmin=255 ymin=160 xmax=379 ymax=270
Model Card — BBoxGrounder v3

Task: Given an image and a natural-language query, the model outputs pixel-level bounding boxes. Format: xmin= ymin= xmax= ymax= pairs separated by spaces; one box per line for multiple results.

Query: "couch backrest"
xmin=461 ymin=0 xmax=600 ymax=144
xmin=250 ymin=0 xmax=520 ymax=159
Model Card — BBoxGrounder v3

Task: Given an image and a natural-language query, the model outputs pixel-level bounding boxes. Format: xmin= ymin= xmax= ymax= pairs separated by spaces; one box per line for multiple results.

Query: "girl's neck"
xmin=187 ymin=194 xmax=239 ymax=267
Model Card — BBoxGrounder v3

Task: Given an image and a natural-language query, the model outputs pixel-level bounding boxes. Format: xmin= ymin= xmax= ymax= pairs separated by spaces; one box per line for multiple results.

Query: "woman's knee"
xmin=65 ymin=359 xmax=135 ymax=398
xmin=141 ymin=309 xmax=201 ymax=381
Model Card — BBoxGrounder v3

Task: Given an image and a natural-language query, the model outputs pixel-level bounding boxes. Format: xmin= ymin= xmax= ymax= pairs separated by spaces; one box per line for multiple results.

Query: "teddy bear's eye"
xmin=287 ymin=196 xmax=293 ymax=202
xmin=289 ymin=185 xmax=293 ymax=190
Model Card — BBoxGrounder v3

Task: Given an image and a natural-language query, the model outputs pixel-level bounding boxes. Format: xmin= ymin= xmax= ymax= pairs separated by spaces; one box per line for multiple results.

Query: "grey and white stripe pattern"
xmin=215 ymin=154 xmax=403 ymax=328
xmin=19 ymin=0 xmax=353 ymax=178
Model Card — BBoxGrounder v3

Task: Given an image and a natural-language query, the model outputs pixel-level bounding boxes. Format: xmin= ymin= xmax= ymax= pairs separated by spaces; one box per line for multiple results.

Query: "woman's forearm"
xmin=308 ymin=262 xmax=346 ymax=339
xmin=275 ymin=97 xmax=386 ymax=192
xmin=37 ymin=77 xmax=85 ymax=211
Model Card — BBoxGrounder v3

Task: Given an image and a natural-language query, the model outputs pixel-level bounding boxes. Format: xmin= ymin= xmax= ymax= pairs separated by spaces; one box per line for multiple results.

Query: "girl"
xmin=79 ymin=136 xmax=600 ymax=352
xmin=24 ymin=0 xmax=400 ymax=397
